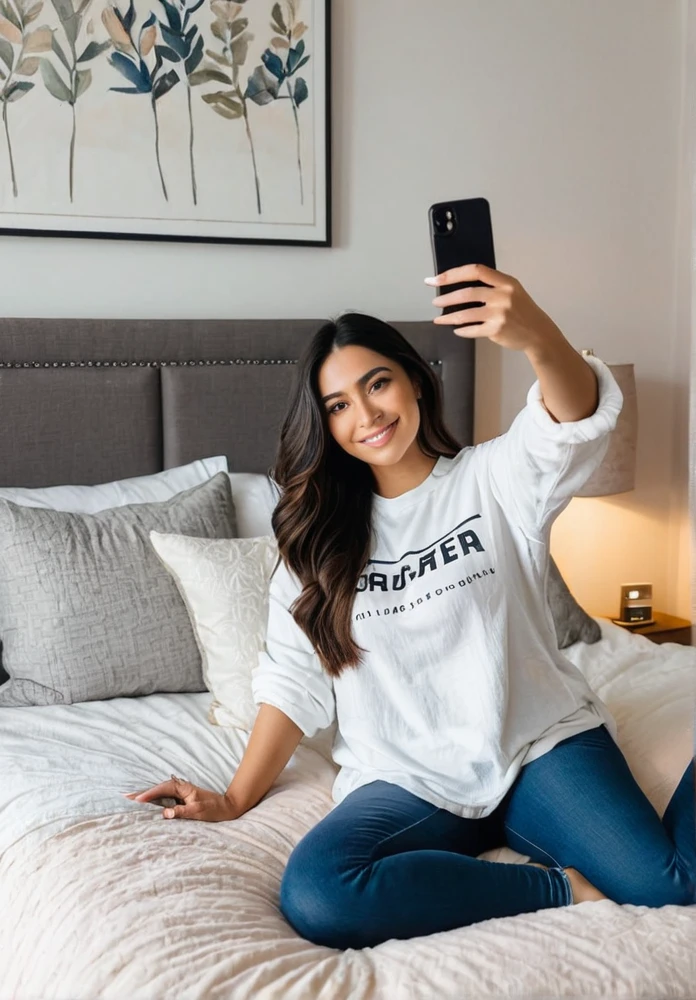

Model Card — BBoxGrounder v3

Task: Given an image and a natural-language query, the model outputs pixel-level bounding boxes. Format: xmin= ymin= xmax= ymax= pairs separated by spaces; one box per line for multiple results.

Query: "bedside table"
xmin=612 ymin=612 xmax=693 ymax=646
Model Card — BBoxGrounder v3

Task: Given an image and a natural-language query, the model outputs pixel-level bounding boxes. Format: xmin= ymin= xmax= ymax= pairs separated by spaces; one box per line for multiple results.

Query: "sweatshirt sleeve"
xmin=483 ymin=354 xmax=624 ymax=541
xmin=251 ymin=557 xmax=336 ymax=738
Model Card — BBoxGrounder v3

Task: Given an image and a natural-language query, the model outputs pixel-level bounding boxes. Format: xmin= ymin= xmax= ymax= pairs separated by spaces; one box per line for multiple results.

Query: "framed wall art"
xmin=0 ymin=0 xmax=330 ymax=244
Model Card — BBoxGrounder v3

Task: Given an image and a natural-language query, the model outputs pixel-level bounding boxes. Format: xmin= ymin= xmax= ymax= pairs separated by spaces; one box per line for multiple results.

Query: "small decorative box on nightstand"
xmin=611 ymin=612 xmax=693 ymax=646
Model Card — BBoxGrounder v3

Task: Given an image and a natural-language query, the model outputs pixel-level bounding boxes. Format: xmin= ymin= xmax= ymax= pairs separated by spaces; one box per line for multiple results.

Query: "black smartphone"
xmin=428 ymin=197 xmax=496 ymax=318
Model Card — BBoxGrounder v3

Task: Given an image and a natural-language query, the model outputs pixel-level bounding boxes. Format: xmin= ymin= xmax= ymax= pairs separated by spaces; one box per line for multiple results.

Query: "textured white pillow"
xmin=149 ymin=531 xmax=279 ymax=729
xmin=0 ymin=456 xmax=229 ymax=513
xmin=149 ymin=529 xmax=338 ymax=763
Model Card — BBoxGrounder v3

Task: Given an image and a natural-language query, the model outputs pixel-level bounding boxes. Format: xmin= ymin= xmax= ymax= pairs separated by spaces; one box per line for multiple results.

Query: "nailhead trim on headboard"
xmin=0 ymin=359 xmax=443 ymax=369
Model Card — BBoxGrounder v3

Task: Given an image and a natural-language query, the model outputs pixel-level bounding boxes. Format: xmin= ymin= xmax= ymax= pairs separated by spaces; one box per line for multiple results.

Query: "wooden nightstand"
xmin=612 ymin=612 xmax=693 ymax=646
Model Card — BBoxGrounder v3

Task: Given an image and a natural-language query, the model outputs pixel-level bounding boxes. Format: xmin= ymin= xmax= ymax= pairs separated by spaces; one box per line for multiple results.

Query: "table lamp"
xmin=575 ymin=351 xmax=637 ymax=497
xmin=575 ymin=351 xmax=644 ymax=625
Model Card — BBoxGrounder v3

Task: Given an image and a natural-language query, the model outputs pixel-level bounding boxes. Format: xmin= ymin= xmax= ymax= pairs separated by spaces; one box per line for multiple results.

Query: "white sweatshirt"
xmin=252 ymin=355 xmax=624 ymax=818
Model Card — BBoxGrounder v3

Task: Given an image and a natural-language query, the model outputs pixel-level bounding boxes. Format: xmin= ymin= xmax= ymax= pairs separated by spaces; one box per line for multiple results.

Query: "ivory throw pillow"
xmin=149 ymin=531 xmax=279 ymax=730
xmin=149 ymin=531 xmax=338 ymax=762
xmin=0 ymin=472 xmax=236 ymax=707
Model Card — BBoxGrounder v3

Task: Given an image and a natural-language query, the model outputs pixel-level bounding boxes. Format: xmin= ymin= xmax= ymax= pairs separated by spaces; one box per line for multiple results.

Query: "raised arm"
xmin=426 ymin=263 xmax=623 ymax=539
xmin=524 ymin=332 xmax=599 ymax=424
xmin=428 ymin=261 xmax=599 ymax=423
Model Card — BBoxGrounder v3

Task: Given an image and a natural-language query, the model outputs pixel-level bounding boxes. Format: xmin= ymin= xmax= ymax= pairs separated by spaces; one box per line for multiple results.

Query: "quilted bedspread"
xmin=1 ymin=620 xmax=695 ymax=999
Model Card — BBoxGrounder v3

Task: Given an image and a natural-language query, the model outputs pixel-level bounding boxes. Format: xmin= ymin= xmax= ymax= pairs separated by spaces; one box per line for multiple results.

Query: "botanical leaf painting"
xmin=189 ymin=0 xmax=262 ymax=213
xmin=37 ymin=0 xmax=111 ymax=199
xmin=0 ymin=1 xmax=53 ymax=196
xmin=155 ymin=0 xmax=205 ymax=203
xmin=246 ymin=0 xmax=309 ymax=204
xmin=103 ymin=0 xmax=179 ymax=199
xmin=0 ymin=0 xmax=327 ymax=244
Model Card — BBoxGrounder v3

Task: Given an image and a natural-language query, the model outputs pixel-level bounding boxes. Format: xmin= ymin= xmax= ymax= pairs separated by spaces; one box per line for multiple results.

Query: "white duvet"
xmin=1 ymin=619 xmax=695 ymax=999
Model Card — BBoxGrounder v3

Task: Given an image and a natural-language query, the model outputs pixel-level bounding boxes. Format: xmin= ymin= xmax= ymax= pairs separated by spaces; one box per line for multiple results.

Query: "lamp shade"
xmin=575 ymin=360 xmax=637 ymax=497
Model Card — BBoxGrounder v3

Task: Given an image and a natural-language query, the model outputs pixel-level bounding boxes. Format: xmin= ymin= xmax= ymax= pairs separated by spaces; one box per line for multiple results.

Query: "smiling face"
xmin=318 ymin=345 xmax=423 ymax=468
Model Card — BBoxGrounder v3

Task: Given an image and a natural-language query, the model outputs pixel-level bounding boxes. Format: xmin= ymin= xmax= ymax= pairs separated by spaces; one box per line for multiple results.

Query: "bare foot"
xmin=562 ymin=866 xmax=608 ymax=903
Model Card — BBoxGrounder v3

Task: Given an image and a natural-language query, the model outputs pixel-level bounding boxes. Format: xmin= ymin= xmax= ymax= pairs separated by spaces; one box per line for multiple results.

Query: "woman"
xmin=127 ymin=263 xmax=696 ymax=949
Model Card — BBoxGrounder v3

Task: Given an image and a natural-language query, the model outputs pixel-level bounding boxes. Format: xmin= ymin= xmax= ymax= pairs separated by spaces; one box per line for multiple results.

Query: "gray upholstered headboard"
xmin=0 ymin=319 xmax=474 ymax=487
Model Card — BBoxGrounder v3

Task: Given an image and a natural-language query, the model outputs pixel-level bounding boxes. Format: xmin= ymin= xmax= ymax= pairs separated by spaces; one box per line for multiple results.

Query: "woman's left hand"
xmin=426 ymin=263 xmax=563 ymax=354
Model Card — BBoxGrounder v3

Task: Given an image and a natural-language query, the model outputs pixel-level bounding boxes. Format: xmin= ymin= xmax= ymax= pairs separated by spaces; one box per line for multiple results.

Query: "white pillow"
xmin=148 ymin=530 xmax=337 ymax=763
xmin=149 ymin=531 xmax=278 ymax=729
xmin=0 ymin=456 xmax=229 ymax=513
xmin=228 ymin=472 xmax=279 ymax=538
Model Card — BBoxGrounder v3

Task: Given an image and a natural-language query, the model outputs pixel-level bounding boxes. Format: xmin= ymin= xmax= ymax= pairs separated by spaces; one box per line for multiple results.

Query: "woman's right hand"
xmin=123 ymin=775 xmax=240 ymax=823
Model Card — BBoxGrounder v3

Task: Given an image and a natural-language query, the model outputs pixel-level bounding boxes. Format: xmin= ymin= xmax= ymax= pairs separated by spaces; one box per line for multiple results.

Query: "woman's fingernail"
xmin=424 ymin=276 xmax=438 ymax=285
xmin=164 ymin=809 xmax=174 ymax=819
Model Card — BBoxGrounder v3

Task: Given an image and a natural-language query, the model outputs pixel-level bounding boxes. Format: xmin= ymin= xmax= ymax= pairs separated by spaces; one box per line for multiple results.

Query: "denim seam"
xmin=505 ymin=824 xmax=572 ymax=905
xmin=504 ymin=823 xmax=563 ymax=867
xmin=368 ymin=806 xmax=443 ymax=864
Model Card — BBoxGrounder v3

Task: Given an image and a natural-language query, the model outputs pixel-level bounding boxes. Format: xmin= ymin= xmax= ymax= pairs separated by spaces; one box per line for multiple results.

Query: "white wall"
xmin=690 ymin=0 xmax=696 ymax=636
xmin=1 ymin=0 xmax=690 ymax=619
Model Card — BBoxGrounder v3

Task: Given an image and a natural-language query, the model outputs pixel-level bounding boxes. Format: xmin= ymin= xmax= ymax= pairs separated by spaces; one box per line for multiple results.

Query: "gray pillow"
xmin=548 ymin=556 xmax=601 ymax=649
xmin=0 ymin=472 xmax=236 ymax=707
xmin=0 ymin=558 xmax=600 ymax=688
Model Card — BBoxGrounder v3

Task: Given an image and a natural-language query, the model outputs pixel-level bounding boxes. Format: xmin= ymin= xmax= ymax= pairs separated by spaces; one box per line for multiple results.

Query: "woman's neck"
xmin=371 ymin=447 xmax=438 ymax=499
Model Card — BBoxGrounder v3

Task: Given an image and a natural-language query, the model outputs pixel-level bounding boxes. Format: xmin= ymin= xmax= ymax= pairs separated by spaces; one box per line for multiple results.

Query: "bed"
xmin=1 ymin=319 xmax=694 ymax=1000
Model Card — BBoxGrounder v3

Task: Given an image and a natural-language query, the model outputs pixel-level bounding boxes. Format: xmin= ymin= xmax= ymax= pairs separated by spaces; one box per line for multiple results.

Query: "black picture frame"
xmin=0 ymin=0 xmax=331 ymax=247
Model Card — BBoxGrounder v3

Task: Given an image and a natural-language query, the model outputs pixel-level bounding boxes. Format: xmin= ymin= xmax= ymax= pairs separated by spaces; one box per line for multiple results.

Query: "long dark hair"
xmin=269 ymin=313 xmax=463 ymax=679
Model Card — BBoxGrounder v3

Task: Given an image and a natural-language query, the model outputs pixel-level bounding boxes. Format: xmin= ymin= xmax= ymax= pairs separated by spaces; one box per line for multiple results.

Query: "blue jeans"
xmin=280 ymin=724 xmax=696 ymax=949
